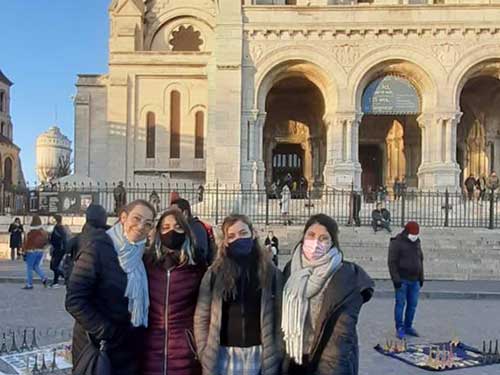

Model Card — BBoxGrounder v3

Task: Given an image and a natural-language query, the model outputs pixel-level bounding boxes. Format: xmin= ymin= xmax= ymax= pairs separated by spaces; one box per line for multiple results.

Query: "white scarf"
xmin=107 ymin=223 xmax=149 ymax=328
xmin=282 ymin=245 xmax=343 ymax=364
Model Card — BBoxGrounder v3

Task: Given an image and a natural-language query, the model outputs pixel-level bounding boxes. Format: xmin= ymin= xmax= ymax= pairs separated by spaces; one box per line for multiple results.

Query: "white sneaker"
xmin=51 ymin=283 xmax=61 ymax=289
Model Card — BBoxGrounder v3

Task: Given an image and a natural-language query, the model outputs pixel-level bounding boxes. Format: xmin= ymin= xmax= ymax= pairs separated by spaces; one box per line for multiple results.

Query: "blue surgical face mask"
xmin=227 ymin=237 xmax=254 ymax=258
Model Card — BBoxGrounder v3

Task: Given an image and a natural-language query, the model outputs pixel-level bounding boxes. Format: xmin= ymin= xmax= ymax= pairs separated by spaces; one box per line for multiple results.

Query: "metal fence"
xmin=6 ymin=182 xmax=500 ymax=229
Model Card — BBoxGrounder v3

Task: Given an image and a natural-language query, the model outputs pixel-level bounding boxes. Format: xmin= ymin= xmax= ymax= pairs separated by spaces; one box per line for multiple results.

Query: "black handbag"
xmin=73 ymin=333 xmax=112 ymax=375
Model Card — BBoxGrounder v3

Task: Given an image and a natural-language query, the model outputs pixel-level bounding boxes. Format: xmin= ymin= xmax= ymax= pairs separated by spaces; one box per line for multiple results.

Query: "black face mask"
xmin=160 ymin=231 xmax=186 ymax=250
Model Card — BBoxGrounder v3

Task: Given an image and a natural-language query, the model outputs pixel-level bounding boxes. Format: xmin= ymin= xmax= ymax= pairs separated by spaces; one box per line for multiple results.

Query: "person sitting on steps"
xmin=372 ymin=202 xmax=392 ymax=234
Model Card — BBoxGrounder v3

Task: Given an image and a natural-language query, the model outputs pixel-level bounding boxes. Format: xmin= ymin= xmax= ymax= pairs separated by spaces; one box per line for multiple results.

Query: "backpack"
xmin=193 ymin=218 xmax=217 ymax=265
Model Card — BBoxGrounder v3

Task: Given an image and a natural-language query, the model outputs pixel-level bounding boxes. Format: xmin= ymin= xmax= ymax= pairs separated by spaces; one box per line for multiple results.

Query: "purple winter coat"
xmin=142 ymin=255 xmax=205 ymax=375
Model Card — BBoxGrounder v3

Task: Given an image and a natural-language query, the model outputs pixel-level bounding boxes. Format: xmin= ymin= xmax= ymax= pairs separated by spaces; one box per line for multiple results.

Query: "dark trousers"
xmin=51 ymin=253 xmax=64 ymax=284
xmin=372 ymin=220 xmax=391 ymax=233
xmin=394 ymin=279 xmax=420 ymax=330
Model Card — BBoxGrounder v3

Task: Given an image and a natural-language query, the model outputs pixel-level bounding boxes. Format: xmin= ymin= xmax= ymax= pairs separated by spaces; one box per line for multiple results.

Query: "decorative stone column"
xmin=324 ymin=112 xmax=362 ymax=190
xmin=255 ymin=111 xmax=267 ymax=187
xmin=417 ymin=112 xmax=462 ymax=191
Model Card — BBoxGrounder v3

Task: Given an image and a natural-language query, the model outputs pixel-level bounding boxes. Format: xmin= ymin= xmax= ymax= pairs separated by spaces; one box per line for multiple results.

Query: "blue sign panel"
xmin=362 ymin=76 xmax=420 ymax=115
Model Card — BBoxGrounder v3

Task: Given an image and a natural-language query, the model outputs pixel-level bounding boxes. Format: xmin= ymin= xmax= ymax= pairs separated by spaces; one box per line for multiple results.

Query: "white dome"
xmin=36 ymin=125 xmax=72 ymax=183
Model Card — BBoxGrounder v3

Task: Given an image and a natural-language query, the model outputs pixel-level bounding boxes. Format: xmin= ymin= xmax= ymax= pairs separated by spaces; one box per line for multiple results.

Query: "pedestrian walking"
xmin=464 ymin=174 xmax=476 ymax=201
xmin=22 ymin=215 xmax=49 ymax=290
xmin=282 ymin=214 xmax=374 ymax=374
xmin=281 ymin=184 xmax=291 ymax=225
xmin=49 ymin=215 xmax=67 ymax=288
xmin=142 ymin=209 xmax=206 ymax=375
xmin=66 ymin=199 xmax=156 ymax=375
xmin=487 ymin=171 xmax=499 ymax=193
xmin=265 ymin=230 xmax=279 ymax=266
xmin=393 ymin=178 xmax=401 ymax=201
xmin=8 ymin=217 xmax=24 ymax=260
xmin=388 ymin=221 xmax=424 ymax=340
xmin=194 ymin=214 xmax=283 ymax=375
xmin=477 ymin=175 xmax=487 ymax=201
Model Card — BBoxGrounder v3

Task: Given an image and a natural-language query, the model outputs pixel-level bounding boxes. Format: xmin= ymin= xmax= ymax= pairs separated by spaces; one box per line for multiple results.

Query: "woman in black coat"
xmin=282 ymin=214 xmax=374 ymax=375
xmin=8 ymin=217 xmax=24 ymax=260
xmin=66 ymin=199 xmax=156 ymax=375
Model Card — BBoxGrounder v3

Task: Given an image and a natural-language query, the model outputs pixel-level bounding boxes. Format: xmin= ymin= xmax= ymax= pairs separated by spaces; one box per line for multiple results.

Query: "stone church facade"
xmin=74 ymin=0 xmax=500 ymax=191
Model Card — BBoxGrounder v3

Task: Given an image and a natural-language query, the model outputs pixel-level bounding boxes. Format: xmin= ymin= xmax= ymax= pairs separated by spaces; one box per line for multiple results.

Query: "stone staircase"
xmin=0 ymin=215 xmax=499 ymax=281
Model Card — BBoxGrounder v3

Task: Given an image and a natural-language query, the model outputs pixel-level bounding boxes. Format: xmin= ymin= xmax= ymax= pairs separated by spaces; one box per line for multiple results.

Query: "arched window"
xmin=170 ymin=91 xmax=181 ymax=158
xmin=0 ymin=91 xmax=4 ymax=112
xmin=146 ymin=112 xmax=156 ymax=159
xmin=0 ymin=122 xmax=4 ymax=136
xmin=195 ymin=111 xmax=204 ymax=159
xmin=4 ymin=157 xmax=13 ymax=186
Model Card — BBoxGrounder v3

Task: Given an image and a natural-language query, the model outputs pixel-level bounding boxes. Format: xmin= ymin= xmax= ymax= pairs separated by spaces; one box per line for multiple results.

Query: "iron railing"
xmin=6 ymin=182 xmax=500 ymax=229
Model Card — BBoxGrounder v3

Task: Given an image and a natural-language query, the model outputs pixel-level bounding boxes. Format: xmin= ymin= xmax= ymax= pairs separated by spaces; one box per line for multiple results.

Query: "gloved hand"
xmin=393 ymin=281 xmax=402 ymax=289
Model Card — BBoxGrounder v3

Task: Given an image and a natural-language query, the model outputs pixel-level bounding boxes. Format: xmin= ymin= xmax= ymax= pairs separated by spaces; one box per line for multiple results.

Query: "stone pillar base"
xmin=417 ymin=162 xmax=460 ymax=192
xmin=240 ymin=161 xmax=266 ymax=189
xmin=324 ymin=161 xmax=362 ymax=190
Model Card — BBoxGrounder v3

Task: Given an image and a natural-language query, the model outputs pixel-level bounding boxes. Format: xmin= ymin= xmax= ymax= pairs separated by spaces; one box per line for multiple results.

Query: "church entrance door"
xmin=272 ymin=143 xmax=304 ymax=186
xmin=360 ymin=144 xmax=383 ymax=193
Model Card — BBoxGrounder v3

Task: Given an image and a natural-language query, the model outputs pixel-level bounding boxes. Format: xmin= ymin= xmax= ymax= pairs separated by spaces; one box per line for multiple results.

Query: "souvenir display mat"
xmin=374 ymin=340 xmax=500 ymax=372
xmin=0 ymin=342 xmax=71 ymax=375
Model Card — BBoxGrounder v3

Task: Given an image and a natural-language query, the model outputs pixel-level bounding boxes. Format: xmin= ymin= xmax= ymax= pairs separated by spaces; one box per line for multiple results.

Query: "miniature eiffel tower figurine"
xmin=30 ymin=328 xmax=39 ymax=350
xmin=0 ymin=333 xmax=8 ymax=354
xmin=10 ymin=331 xmax=19 ymax=352
xmin=40 ymin=353 xmax=48 ymax=371
xmin=50 ymin=349 xmax=58 ymax=371
xmin=20 ymin=329 xmax=30 ymax=352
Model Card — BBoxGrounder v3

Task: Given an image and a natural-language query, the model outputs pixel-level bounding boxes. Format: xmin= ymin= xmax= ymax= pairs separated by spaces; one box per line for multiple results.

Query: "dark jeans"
xmin=51 ymin=253 xmax=64 ymax=284
xmin=394 ymin=279 xmax=420 ymax=330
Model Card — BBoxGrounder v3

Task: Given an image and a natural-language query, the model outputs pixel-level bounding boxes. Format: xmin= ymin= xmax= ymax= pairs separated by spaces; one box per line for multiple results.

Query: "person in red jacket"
xmin=142 ymin=208 xmax=206 ymax=375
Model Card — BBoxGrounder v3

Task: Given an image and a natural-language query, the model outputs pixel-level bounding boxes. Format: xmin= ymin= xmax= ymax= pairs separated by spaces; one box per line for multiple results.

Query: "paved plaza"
xmin=1 ymin=282 xmax=499 ymax=374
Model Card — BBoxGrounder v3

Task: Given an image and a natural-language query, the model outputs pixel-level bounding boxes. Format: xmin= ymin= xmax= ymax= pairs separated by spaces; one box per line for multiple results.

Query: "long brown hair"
xmin=147 ymin=208 xmax=198 ymax=266
xmin=211 ymin=214 xmax=271 ymax=300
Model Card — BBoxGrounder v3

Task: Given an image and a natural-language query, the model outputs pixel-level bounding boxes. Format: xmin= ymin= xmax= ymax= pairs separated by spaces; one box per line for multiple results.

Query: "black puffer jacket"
xmin=388 ymin=232 xmax=424 ymax=284
xmin=65 ymin=230 xmax=144 ymax=375
xmin=283 ymin=261 xmax=374 ymax=375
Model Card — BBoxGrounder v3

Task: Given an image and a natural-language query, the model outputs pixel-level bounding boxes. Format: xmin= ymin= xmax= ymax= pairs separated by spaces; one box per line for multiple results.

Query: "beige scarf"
xmin=282 ymin=244 xmax=343 ymax=364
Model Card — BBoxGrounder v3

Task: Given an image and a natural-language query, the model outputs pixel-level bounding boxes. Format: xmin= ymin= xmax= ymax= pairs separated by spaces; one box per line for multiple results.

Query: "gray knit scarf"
xmin=107 ymin=223 xmax=149 ymax=328
xmin=282 ymin=244 xmax=343 ymax=364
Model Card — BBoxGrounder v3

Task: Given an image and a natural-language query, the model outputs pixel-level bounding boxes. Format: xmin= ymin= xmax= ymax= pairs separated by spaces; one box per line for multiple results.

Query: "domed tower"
xmin=36 ymin=126 xmax=72 ymax=183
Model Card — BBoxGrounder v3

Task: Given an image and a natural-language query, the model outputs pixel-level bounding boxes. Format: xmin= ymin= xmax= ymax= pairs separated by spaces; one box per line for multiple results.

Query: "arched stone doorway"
xmin=263 ymin=76 xmax=326 ymax=191
xmin=359 ymin=75 xmax=422 ymax=192
xmin=458 ymin=73 xmax=500 ymax=183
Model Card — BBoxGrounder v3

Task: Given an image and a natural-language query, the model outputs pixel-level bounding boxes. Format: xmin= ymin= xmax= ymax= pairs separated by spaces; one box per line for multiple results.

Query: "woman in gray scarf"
xmin=282 ymin=214 xmax=374 ymax=375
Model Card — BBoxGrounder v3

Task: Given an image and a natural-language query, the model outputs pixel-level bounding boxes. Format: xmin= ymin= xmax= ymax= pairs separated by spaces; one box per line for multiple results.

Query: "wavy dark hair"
xmin=147 ymin=208 xmax=198 ymax=266
xmin=211 ymin=214 xmax=271 ymax=300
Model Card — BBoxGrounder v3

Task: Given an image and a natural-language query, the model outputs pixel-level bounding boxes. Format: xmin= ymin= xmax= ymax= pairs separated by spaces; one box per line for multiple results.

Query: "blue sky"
xmin=1 ymin=1 xmax=110 ymax=184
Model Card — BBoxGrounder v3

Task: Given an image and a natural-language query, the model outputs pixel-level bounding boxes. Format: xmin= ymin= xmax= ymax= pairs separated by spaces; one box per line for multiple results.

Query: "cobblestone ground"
xmin=1 ymin=284 xmax=500 ymax=374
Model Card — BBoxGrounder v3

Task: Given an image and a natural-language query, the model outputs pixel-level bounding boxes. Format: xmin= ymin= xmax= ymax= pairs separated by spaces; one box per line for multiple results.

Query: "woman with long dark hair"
xmin=66 ymin=199 xmax=156 ymax=375
xmin=194 ymin=214 xmax=283 ymax=375
xmin=282 ymin=214 xmax=374 ymax=375
xmin=142 ymin=208 xmax=206 ymax=375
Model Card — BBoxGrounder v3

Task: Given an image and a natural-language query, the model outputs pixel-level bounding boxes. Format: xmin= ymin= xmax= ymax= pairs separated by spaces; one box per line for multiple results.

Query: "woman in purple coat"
xmin=142 ymin=208 xmax=206 ymax=375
